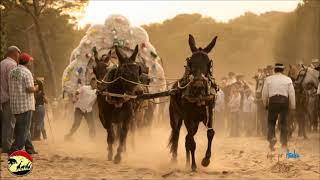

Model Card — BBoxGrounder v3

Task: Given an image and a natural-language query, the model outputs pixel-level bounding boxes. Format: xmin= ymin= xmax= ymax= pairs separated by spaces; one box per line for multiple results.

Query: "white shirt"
xmin=215 ymin=89 xmax=225 ymax=112
xmin=226 ymin=77 xmax=237 ymax=86
xmin=228 ymin=93 xmax=241 ymax=112
xmin=242 ymin=94 xmax=255 ymax=113
xmin=262 ymin=73 xmax=295 ymax=109
xmin=317 ymin=83 xmax=320 ymax=95
xmin=75 ymin=85 xmax=97 ymax=113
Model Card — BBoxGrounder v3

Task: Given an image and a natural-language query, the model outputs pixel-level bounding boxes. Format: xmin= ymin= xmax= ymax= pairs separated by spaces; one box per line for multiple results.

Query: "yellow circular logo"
xmin=7 ymin=150 xmax=33 ymax=176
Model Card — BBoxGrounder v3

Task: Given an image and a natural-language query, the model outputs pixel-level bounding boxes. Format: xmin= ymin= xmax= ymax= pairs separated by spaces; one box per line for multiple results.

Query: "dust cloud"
xmin=1 ymin=106 xmax=319 ymax=179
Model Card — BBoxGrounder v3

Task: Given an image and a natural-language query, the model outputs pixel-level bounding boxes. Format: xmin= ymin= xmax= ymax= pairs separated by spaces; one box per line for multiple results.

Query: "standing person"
xmin=32 ymin=79 xmax=48 ymax=141
xmin=255 ymin=68 xmax=267 ymax=136
xmin=242 ymin=88 xmax=256 ymax=136
xmin=226 ymin=72 xmax=237 ymax=86
xmin=262 ymin=63 xmax=295 ymax=151
xmin=0 ymin=46 xmax=21 ymax=153
xmin=8 ymin=53 xmax=38 ymax=154
xmin=228 ymin=86 xmax=241 ymax=137
xmin=64 ymin=78 xmax=97 ymax=140
xmin=214 ymin=88 xmax=225 ymax=133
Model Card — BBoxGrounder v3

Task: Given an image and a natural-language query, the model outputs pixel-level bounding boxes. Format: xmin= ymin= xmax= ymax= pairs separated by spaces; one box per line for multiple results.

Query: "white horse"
xmin=288 ymin=65 xmax=320 ymax=133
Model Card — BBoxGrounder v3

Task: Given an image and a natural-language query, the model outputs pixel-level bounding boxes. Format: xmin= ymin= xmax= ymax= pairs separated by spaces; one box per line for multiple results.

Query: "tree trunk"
xmin=33 ymin=18 xmax=58 ymax=97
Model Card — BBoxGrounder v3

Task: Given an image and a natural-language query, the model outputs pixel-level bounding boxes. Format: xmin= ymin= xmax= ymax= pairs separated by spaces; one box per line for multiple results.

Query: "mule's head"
xmin=288 ymin=64 xmax=302 ymax=81
xmin=186 ymin=34 xmax=217 ymax=95
xmin=93 ymin=50 xmax=112 ymax=81
xmin=114 ymin=45 xmax=144 ymax=95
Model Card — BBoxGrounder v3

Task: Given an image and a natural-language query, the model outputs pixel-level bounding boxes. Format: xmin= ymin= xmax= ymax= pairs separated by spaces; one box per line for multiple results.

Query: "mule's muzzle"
xmin=133 ymin=85 xmax=144 ymax=96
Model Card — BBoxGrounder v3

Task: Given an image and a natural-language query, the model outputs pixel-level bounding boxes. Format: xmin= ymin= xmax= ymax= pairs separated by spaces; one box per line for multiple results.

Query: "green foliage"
xmin=3 ymin=6 xmax=85 ymax=93
xmin=144 ymin=12 xmax=288 ymax=81
xmin=275 ymin=1 xmax=320 ymax=64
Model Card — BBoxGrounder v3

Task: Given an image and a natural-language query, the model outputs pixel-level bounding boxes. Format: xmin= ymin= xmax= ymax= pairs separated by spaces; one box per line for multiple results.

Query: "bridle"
xmin=293 ymin=66 xmax=308 ymax=91
xmin=292 ymin=66 xmax=319 ymax=92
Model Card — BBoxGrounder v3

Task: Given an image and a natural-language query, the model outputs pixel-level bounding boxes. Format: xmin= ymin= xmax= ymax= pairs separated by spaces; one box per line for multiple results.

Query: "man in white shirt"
xmin=262 ymin=63 xmax=295 ymax=151
xmin=65 ymin=78 xmax=97 ymax=140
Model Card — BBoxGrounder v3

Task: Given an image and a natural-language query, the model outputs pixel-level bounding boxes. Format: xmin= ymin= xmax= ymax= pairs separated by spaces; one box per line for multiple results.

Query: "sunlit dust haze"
xmin=79 ymin=0 xmax=300 ymax=27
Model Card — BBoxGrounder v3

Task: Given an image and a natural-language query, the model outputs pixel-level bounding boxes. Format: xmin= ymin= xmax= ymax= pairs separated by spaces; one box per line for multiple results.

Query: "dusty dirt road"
xmin=1 ymin=115 xmax=319 ymax=180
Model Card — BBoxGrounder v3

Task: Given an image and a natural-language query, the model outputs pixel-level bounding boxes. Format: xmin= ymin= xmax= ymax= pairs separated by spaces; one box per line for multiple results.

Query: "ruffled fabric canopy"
xmin=62 ymin=14 xmax=166 ymax=95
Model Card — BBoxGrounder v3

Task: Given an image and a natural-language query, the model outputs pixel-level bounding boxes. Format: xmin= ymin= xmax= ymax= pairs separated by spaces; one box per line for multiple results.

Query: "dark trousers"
xmin=10 ymin=111 xmax=35 ymax=152
xmin=32 ymin=105 xmax=47 ymax=139
xmin=1 ymin=102 xmax=16 ymax=152
xmin=267 ymin=103 xmax=288 ymax=145
xmin=68 ymin=108 xmax=96 ymax=138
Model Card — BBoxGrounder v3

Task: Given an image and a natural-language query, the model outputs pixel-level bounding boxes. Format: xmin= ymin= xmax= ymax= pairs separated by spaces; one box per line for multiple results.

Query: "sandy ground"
xmin=1 ymin=111 xmax=319 ymax=180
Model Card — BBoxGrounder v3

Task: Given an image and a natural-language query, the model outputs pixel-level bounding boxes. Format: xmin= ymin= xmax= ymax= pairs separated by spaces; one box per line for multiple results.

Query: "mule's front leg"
xmin=202 ymin=104 xmax=215 ymax=167
xmin=186 ymin=133 xmax=197 ymax=171
xmin=114 ymin=125 xmax=128 ymax=164
xmin=106 ymin=123 xmax=115 ymax=161
xmin=201 ymin=129 xmax=215 ymax=167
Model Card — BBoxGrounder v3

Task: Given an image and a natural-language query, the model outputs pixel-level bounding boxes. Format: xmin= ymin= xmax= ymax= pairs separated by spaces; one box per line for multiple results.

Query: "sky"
xmin=79 ymin=0 xmax=301 ymax=27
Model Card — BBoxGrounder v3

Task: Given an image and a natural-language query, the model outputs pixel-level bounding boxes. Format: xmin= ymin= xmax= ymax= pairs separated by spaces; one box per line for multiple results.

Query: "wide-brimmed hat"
xmin=274 ymin=63 xmax=285 ymax=69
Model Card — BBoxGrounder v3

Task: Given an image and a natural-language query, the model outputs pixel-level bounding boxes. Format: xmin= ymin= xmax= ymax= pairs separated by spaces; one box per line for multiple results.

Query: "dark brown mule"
xmin=94 ymin=45 xmax=144 ymax=164
xmin=169 ymin=34 xmax=218 ymax=171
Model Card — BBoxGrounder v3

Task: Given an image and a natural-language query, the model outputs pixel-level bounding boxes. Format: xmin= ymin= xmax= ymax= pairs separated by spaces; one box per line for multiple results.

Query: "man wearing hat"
xmin=262 ymin=63 xmax=295 ymax=150
xmin=8 ymin=53 xmax=38 ymax=154
xmin=226 ymin=72 xmax=236 ymax=86
xmin=0 ymin=46 xmax=21 ymax=153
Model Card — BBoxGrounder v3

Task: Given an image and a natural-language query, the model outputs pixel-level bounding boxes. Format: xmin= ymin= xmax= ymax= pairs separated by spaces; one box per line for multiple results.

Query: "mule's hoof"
xmin=201 ymin=158 xmax=210 ymax=167
xmin=191 ymin=164 xmax=197 ymax=172
xmin=113 ymin=154 xmax=121 ymax=164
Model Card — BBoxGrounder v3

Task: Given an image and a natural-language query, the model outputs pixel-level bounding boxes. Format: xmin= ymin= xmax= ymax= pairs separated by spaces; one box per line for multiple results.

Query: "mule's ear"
xmin=188 ymin=34 xmax=197 ymax=53
xmin=130 ymin=45 xmax=139 ymax=61
xmin=115 ymin=46 xmax=125 ymax=63
xmin=203 ymin=36 xmax=218 ymax=54
xmin=105 ymin=50 xmax=112 ymax=61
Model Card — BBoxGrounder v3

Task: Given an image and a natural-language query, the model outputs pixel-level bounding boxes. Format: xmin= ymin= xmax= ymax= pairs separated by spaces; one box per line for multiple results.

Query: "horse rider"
xmin=262 ymin=63 xmax=296 ymax=151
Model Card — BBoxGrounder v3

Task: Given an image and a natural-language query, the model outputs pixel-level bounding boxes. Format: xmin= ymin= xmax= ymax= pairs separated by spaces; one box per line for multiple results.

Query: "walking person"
xmin=8 ymin=53 xmax=38 ymax=154
xmin=64 ymin=78 xmax=97 ymax=140
xmin=262 ymin=63 xmax=295 ymax=151
xmin=0 ymin=46 xmax=21 ymax=153
xmin=32 ymin=79 xmax=48 ymax=141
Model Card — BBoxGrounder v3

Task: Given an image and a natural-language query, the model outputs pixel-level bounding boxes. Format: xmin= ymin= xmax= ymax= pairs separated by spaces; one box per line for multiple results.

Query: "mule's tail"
xmin=168 ymin=99 xmax=183 ymax=158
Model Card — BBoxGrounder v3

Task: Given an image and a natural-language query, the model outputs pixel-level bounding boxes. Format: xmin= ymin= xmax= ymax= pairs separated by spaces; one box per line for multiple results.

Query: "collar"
xmin=18 ymin=64 xmax=30 ymax=71
xmin=6 ymin=57 xmax=17 ymax=64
